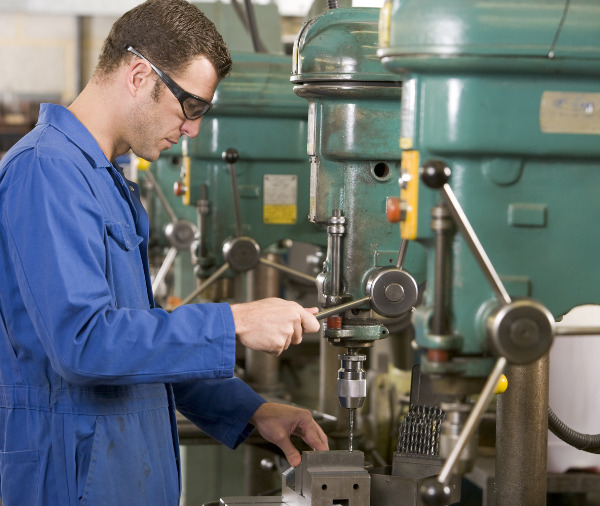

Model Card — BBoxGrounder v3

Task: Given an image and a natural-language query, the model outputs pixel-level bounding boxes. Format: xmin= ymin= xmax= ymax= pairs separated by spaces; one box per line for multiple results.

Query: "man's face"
xmin=130 ymin=56 xmax=219 ymax=162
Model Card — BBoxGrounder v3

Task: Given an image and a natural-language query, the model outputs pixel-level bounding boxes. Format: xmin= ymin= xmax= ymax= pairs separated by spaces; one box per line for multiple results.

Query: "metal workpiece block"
xmin=282 ymin=451 xmax=370 ymax=506
xmin=217 ymin=497 xmax=284 ymax=505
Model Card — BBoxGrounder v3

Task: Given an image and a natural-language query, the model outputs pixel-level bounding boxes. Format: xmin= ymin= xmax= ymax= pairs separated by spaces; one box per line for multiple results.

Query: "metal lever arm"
xmin=421 ymin=160 xmax=511 ymax=306
xmin=223 ymin=148 xmax=243 ymax=237
xmin=438 ymin=356 xmax=506 ymax=485
xmin=144 ymin=169 xmax=178 ymax=224
xmin=152 ymin=246 xmax=178 ymax=294
xmin=181 ymin=262 xmax=230 ymax=305
xmin=315 ymin=296 xmax=371 ymax=320
xmin=421 ymin=160 xmax=554 ymax=365
xmin=258 ymin=257 xmax=317 ymax=284
xmin=420 ymin=357 xmax=507 ymax=505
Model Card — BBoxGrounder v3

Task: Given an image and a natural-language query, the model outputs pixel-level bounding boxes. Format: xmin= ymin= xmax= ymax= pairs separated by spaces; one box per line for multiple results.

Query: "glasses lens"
xmin=182 ymin=97 xmax=211 ymax=120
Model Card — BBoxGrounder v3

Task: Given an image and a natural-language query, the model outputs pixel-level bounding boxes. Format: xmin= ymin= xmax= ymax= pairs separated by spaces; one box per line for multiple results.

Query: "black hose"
xmin=328 ymin=0 xmax=339 ymax=8
xmin=548 ymin=406 xmax=600 ymax=454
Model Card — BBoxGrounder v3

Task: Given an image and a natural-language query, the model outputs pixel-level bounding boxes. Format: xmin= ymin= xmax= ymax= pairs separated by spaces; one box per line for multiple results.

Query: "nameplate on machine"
xmin=540 ymin=91 xmax=600 ymax=135
xmin=263 ymin=174 xmax=298 ymax=224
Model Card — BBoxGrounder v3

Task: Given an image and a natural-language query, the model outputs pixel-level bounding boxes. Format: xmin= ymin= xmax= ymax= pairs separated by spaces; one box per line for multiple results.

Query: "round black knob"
xmin=421 ymin=160 xmax=451 ymax=189
xmin=222 ymin=148 xmax=239 ymax=163
xmin=419 ymin=477 xmax=452 ymax=506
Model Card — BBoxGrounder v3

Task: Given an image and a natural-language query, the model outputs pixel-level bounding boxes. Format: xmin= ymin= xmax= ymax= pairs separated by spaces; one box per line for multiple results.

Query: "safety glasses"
xmin=125 ymin=45 xmax=213 ymax=120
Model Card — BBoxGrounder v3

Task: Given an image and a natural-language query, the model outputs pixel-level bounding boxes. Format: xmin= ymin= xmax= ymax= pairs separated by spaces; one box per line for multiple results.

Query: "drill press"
xmin=290 ymin=6 xmax=427 ymax=456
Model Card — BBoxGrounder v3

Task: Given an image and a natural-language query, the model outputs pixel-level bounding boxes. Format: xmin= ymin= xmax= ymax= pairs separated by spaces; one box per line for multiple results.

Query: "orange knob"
xmin=387 ymin=196 xmax=402 ymax=223
xmin=173 ymin=181 xmax=187 ymax=197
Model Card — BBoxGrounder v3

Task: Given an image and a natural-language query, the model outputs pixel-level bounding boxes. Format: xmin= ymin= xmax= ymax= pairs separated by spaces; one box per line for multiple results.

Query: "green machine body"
xmin=145 ymin=51 xmax=325 ymax=302
xmin=379 ymin=0 xmax=600 ymax=375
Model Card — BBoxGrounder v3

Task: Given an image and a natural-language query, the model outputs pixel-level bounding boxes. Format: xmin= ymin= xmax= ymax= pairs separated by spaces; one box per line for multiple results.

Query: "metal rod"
xmin=152 ymin=246 xmax=178 ymax=294
xmin=229 ymin=163 xmax=243 ymax=238
xmin=258 ymin=257 xmax=317 ymax=284
xmin=314 ymin=296 xmax=371 ymax=321
xmin=181 ymin=262 xmax=230 ymax=305
xmin=555 ymin=326 xmax=600 ymax=336
xmin=330 ymin=209 xmax=343 ymax=297
xmin=143 ymin=169 xmax=178 ymax=224
xmin=431 ymin=204 xmax=451 ymax=335
xmin=243 ymin=0 xmax=267 ymax=53
xmin=395 ymin=239 xmax=409 ymax=269
xmin=441 ymin=184 xmax=512 ymax=306
xmin=196 ymin=184 xmax=209 ymax=259
xmin=230 ymin=0 xmax=250 ymax=32
xmin=496 ymin=354 xmax=549 ymax=505
xmin=438 ymin=356 xmax=507 ymax=485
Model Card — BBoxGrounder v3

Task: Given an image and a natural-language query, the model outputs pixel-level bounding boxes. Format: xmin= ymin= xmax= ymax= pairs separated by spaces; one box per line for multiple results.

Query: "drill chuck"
xmin=337 ymin=353 xmax=367 ymax=409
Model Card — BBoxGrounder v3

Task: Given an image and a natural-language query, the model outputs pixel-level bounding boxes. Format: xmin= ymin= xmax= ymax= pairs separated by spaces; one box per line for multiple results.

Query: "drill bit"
xmin=348 ymin=408 xmax=355 ymax=451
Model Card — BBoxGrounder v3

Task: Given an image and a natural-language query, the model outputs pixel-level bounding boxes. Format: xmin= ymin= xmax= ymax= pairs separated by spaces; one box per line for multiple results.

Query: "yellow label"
xmin=264 ymin=204 xmax=297 ymax=224
xmin=400 ymin=150 xmax=419 ymax=240
xmin=263 ymin=174 xmax=297 ymax=224
xmin=182 ymin=156 xmax=191 ymax=206
xmin=378 ymin=1 xmax=392 ymax=48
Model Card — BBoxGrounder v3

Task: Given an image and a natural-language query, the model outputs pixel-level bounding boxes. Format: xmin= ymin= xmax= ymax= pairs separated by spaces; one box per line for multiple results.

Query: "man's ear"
xmin=126 ymin=60 xmax=154 ymax=97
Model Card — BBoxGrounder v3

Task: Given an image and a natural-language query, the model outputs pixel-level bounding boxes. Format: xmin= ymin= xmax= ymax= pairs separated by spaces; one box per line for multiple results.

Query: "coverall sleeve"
xmin=1 ymin=146 xmax=237 ymax=386
xmin=173 ymin=379 xmax=265 ymax=449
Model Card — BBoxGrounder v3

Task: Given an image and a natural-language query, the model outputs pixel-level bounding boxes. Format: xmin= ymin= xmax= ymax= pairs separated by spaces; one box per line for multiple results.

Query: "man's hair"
xmin=96 ymin=0 xmax=232 ymax=80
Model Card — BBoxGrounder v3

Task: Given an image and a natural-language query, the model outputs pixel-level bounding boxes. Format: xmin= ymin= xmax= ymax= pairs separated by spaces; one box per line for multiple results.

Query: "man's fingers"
xmin=296 ymin=420 xmax=329 ymax=452
xmin=291 ymin=318 xmax=303 ymax=345
xmin=277 ymin=435 xmax=302 ymax=467
xmin=301 ymin=309 xmax=320 ymax=334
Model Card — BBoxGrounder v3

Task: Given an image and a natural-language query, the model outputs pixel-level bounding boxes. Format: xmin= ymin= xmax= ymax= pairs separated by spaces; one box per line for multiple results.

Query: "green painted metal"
xmin=379 ymin=0 xmax=600 ymax=373
xmin=292 ymin=7 xmax=427 ymax=332
xmin=293 ymin=6 xmax=400 ymax=82
xmin=379 ymin=0 xmax=600 ymax=73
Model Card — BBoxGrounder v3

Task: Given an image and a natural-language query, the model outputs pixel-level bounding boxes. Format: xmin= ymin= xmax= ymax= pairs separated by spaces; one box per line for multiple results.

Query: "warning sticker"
xmin=263 ymin=174 xmax=298 ymax=224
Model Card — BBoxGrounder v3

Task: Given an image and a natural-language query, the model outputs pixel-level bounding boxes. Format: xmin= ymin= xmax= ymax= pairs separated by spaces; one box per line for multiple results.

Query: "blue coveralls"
xmin=0 ymin=104 xmax=265 ymax=505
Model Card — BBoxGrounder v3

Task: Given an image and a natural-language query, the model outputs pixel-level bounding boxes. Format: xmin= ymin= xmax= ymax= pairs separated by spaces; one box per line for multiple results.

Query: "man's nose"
xmin=181 ymin=117 xmax=202 ymax=138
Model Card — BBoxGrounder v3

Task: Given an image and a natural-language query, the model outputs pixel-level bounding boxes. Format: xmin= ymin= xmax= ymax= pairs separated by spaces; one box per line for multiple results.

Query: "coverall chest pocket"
xmin=104 ymin=221 xmax=147 ymax=309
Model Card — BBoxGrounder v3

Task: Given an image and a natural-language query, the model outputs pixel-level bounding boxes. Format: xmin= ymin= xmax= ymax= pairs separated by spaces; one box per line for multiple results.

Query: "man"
xmin=0 ymin=1 xmax=328 ymax=504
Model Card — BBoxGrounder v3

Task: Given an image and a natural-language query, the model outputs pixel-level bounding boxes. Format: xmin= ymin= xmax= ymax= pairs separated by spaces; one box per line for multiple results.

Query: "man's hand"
xmin=230 ymin=298 xmax=320 ymax=356
xmin=250 ymin=402 xmax=329 ymax=467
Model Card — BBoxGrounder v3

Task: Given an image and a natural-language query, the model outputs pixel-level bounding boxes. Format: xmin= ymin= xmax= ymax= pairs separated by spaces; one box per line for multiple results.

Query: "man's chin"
xmin=135 ymin=151 xmax=160 ymax=163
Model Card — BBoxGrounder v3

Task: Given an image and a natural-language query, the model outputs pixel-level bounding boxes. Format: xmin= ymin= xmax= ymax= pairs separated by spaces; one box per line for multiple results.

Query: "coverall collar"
xmin=37 ymin=103 xmax=113 ymax=170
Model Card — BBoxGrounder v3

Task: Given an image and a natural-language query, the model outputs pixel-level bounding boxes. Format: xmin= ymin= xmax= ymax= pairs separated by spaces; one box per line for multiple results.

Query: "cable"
xmin=548 ymin=406 xmax=600 ymax=454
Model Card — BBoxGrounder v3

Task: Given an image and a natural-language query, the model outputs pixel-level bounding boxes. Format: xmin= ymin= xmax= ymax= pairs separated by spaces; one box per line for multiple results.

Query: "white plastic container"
xmin=548 ymin=305 xmax=600 ymax=473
